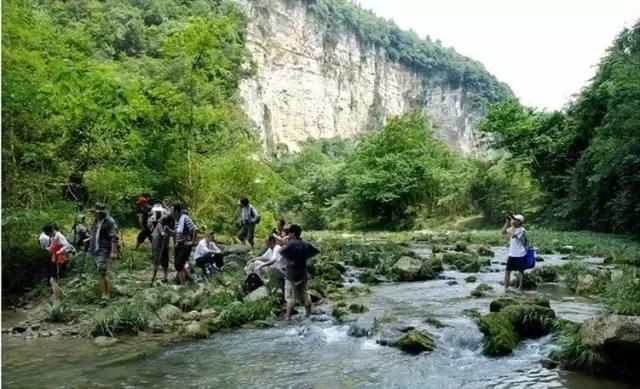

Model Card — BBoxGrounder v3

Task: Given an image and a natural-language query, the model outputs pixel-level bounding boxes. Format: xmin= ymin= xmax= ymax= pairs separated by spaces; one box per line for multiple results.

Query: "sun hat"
xmin=513 ymin=214 xmax=525 ymax=222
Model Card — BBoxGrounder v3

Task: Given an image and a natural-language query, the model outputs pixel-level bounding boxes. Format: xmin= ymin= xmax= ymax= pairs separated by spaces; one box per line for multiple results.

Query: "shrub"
xmin=550 ymin=325 xmax=605 ymax=374
xmin=47 ymin=302 xmax=73 ymax=323
xmin=603 ymin=268 xmax=640 ymax=315
xmin=92 ymin=300 xmax=154 ymax=336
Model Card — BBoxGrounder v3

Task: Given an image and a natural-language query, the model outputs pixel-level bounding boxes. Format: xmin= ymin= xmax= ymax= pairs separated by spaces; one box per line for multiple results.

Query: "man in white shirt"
xmin=255 ymin=235 xmax=286 ymax=295
xmin=502 ymin=214 xmax=528 ymax=291
xmin=194 ymin=232 xmax=223 ymax=277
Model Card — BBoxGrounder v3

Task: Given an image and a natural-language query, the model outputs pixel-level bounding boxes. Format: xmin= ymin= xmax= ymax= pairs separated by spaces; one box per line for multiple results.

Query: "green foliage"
xmin=343 ymin=111 xmax=475 ymax=227
xmin=550 ymin=325 xmax=606 ymax=374
xmin=500 ymin=304 xmax=555 ymax=338
xmin=308 ymin=0 xmax=512 ymax=103
xmin=478 ymin=22 xmax=640 ymax=235
xmin=477 ymin=313 xmax=519 ymax=356
xmin=213 ymin=298 xmax=276 ymax=330
xmin=603 ymin=267 xmax=640 ymax=315
xmin=92 ymin=300 xmax=153 ymax=336
xmin=47 ymin=302 xmax=74 ymax=323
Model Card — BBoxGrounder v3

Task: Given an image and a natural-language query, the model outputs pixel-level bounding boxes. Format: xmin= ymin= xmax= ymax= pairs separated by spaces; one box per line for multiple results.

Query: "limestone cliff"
xmin=237 ymin=0 xmax=510 ymax=154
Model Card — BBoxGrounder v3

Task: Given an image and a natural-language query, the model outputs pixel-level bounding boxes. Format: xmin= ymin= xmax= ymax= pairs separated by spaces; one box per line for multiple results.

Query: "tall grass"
xmin=603 ymin=267 xmax=640 ymax=315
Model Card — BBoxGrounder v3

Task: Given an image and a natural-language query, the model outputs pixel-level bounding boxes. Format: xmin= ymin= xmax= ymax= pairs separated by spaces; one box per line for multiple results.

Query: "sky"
xmin=357 ymin=0 xmax=640 ymax=110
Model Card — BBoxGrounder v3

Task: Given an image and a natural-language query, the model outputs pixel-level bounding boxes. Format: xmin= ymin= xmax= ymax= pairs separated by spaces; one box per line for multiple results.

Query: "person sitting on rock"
xmin=280 ymin=224 xmax=320 ymax=320
xmin=502 ymin=214 xmax=528 ymax=291
xmin=193 ymin=232 xmax=224 ymax=278
xmin=254 ymin=235 xmax=286 ymax=296
xmin=42 ymin=223 xmax=75 ymax=300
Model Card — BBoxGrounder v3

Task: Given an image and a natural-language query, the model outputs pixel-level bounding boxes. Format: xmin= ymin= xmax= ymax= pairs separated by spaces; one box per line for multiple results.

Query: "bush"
xmin=603 ymin=268 xmax=640 ymax=315
xmin=92 ymin=300 xmax=154 ymax=336
xmin=47 ymin=302 xmax=73 ymax=323
xmin=550 ymin=325 xmax=606 ymax=374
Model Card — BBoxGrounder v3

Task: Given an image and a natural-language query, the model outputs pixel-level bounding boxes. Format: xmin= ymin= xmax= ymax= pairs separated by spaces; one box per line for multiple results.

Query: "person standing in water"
xmin=502 ymin=214 xmax=528 ymax=291
xmin=88 ymin=203 xmax=119 ymax=305
xmin=280 ymin=224 xmax=319 ymax=320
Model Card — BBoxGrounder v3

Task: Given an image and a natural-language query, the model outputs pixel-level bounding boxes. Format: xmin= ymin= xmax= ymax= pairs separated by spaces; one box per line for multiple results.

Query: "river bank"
xmin=2 ymin=227 xmax=639 ymax=387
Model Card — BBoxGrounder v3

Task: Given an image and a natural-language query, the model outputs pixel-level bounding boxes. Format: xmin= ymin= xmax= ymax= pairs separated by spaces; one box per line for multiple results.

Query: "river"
xmin=2 ymin=245 xmax=633 ymax=388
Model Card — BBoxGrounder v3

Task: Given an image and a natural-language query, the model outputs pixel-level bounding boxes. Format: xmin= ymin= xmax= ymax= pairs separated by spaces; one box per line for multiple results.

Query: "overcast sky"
xmin=357 ymin=0 xmax=640 ymax=110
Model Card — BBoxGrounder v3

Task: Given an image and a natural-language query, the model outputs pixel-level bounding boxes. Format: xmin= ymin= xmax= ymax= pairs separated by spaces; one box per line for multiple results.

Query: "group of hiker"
xmin=39 ymin=195 xmax=320 ymax=319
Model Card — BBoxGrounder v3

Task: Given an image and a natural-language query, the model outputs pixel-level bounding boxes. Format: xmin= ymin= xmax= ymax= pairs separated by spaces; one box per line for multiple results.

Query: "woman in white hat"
xmin=502 ymin=214 xmax=527 ymax=291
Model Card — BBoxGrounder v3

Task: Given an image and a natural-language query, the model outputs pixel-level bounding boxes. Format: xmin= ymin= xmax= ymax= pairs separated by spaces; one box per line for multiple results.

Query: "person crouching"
xmin=194 ymin=232 xmax=224 ymax=277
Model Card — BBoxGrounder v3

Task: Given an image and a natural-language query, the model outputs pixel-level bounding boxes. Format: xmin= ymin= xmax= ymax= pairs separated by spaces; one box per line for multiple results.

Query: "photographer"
xmin=502 ymin=214 xmax=527 ymax=291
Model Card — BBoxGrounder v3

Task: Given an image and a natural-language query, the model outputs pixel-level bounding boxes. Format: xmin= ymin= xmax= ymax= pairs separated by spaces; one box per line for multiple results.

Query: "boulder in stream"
xmin=464 ymin=275 xmax=477 ymax=283
xmin=93 ymin=336 xmax=119 ymax=348
xmin=395 ymin=329 xmax=436 ymax=354
xmin=182 ymin=321 xmax=208 ymax=339
xmin=392 ymin=256 xmax=423 ymax=281
xmin=581 ymin=315 xmax=640 ymax=350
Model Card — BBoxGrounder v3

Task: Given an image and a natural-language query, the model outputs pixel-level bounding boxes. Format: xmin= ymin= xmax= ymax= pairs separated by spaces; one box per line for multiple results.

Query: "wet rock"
xmin=359 ymin=270 xmax=382 ymax=285
xmin=464 ymin=276 xmax=477 ymax=283
xmin=447 ymin=280 xmax=458 ymax=286
xmin=489 ymin=296 xmax=550 ymax=313
xmin=390 ymin=325 xmax=415 ymax=333
xmin=468 ymin=244 xmax=495 ymax=257
xmin=575 ymin=274 xmax=598 ymax=296
xmin=392 ymin=256 xmax=423 ymax=281
xmin=530 ymin=267 xmax=558 ymax=282
xmin=94 ymin=336 xmax=119 ymax=347
xmin=308 ymin=289 xmax=324 ymax=303
xmin=348 ymin=304 xmax=368 ymax=314
xmin=478 ymin=313 xmax=519 ymax=356
xmin=182 ymin=321 xmax=208 ymax=339
xmin=603 ymin=254 xmax=614 ymax=265
xmin=559 ymin=245 xmax=575 ymax=254
xmin=581 ymin=315 xmax=640 ymax=350
xmin=454 ymin=241 xmax=467 ymax=252
xmin=509 ymin=272 xmax=539 ymax=290
xmin=244 ymin=286 xmax=269 ymax=302
xmin=12 ymin=325 xmax=27 ymax=334
xmin=470 ymin=283 xmax=493 ymax=298
xmin=540 ymin=358 xmax=558 ymax=369
xmin=157 ymin=304 xmax=182 ymax=321
xmin=442 ymin=251 xmax=473 ymax=263
xmin=536 ymin=256 xmax=545 ymax=262
xmin=501 ymin=304 xmax=556 ymax=337
xmin=424 ymin=317 xmax=447 ymax=328
xmin=395 ymin=329 xmax=436 ymax=354
xmin=183 ymin=310 xmax=201 ymax=321
xmin=348 ymin=325 xmax=369 ymax=338
xmin=30 ymin=324 xmax=41 ymax=331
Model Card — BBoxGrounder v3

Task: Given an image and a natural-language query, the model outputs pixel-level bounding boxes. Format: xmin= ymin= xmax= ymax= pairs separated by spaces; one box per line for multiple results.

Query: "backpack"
xmin=250 ymin=206 xmax=261 ymax=224
xmin=522 ymin=230 xmax=536 ymax=269
xmin=244 ymin=272 xmax=264 ymax=293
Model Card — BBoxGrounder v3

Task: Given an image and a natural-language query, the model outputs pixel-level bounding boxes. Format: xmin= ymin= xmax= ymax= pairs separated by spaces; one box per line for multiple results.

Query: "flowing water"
xmin=2 ymin=246 xmax=633 ymax=388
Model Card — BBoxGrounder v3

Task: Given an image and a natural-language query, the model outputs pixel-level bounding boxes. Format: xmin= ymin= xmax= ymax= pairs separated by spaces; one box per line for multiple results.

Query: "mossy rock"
xmin=454 ymin=241 xmax=467 ymax=252
xmin=471 ymin=283 xmax=494 ymax=297
xmin=478 ymin=313 xmax=519 ymax=356
xmin=509 ymin=272 xmax=539 ymax=290
xmin=464 ymin=275 xmax=477 ymax=283
xmin=530 ymin=267 xmax=558 ymax=282
xmin=359 ymin=270 xmax=382 ymax=285
xmin=603 ymin=254 xmax=614 ymax=265
xmin=315 ymin=262 xmax=343 ymax=282
xmin=468 ymin=244 xmax=495 ymax=257
xmin=331 ymin=305 xmax=349 ymax=321
xmin=182 ymin=321 xmax=209 ymax=339
xmin=442 ymin=251 xmax=475 ymax=264
xmin=395 ymin=329 xmax=436 ymax=354
xmin=348 ymin=304 xmax=368 ymax=314
xmin=392 ymin=256 xmax=424 ymax=281
xmin=489 ymin=296 xmax=550 ymax=313
xmin=424 ymin=317 xmax=447 ymax=328
xmin=501 ymin=304 xmax=556 ymax=338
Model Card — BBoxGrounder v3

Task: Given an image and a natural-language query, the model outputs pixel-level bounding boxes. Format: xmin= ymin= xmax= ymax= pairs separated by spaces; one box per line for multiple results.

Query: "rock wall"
xmin=237 ymin=0 xmax=485 ymax=154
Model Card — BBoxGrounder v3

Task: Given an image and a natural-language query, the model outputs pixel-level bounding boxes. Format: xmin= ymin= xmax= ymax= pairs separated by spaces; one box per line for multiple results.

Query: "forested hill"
xmin=237 ymin=0 xmax=513 ymax=152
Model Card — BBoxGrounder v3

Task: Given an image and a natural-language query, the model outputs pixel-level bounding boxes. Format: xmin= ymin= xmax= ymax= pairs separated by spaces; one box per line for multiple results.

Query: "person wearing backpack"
xmin=502 ymin=214 xmax=528 ymax=291
xmin=172 ymin=203 xmax=197 ymax=285
xmin=237 ymin=198 xmax=260 ymax=248
xmin=42 ymin=223 xmax=75 ymax=300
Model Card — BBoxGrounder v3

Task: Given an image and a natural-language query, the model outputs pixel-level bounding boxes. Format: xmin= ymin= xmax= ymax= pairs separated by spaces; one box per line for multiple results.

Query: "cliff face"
xmin=237 ymin=0 xmax=492 ymax=154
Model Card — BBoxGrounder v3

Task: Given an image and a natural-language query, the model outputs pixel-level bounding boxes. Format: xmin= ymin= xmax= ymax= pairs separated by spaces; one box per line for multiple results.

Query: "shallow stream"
xmin=2 ymin=245 xmax=633 ymax=388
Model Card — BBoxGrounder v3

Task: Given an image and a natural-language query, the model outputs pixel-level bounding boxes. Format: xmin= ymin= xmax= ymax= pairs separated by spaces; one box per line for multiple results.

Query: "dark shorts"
xmin=238 ymin=223 xmax=256 ymax=245
xmin=196 ymin=253 xmax=224 ymax=269
xmin=48 ymin=261 xmax=67 ymax=279
xmin=174 ymin=243 xmax=192 ymax=272
xmin=507 ymin=256 xmax=526 ymax=271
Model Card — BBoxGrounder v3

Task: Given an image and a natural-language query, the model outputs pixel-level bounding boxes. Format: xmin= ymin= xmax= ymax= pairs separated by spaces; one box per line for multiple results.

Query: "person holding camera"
xmin=502 ymin=214 xmax=527 ymax=291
